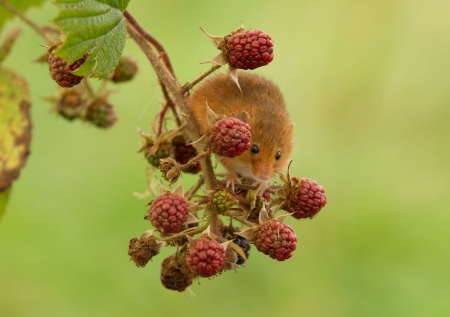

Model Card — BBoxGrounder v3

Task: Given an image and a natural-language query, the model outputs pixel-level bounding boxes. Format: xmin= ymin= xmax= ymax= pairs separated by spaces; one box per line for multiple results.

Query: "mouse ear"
xmin=231 ymin=111 xmax=251 ymax=123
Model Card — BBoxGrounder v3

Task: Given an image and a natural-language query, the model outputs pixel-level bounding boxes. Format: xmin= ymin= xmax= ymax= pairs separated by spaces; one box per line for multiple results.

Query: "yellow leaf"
xmin=0 ymin=66 xmax=31 ymax=192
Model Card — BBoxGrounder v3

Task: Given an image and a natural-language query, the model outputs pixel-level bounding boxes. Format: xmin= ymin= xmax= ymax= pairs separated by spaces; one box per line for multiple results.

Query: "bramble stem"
xmin=162 ymin=225 xmax=207 ymax=243
xmin=123 ymin=11 xmax=174 ymax=75
xmin=0 ymin=0 xmax=54 ymax=44
xmin=123 ymin=11 xmax=181 ymax=126
xmin=223 ymin=211 xmax=255 ymax=227
xmin=126 ymin=15 xmax=218 ymax=199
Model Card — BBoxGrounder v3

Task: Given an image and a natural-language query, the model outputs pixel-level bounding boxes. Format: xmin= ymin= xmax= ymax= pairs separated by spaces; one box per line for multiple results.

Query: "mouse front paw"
xmin=252 ymin=180 xmax=270 ymax=196
xmin=222 ymin=172 xmax=242 ymax=191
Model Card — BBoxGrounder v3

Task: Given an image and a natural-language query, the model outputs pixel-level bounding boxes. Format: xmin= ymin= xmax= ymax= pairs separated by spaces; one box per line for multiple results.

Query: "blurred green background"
xmin=1 ymin=0 xmax=450 ymax=316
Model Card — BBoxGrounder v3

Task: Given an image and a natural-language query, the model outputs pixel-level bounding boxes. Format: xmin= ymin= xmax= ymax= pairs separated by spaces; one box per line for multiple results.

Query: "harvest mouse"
xmin=189 ymin=72 xmax=294 ymax=194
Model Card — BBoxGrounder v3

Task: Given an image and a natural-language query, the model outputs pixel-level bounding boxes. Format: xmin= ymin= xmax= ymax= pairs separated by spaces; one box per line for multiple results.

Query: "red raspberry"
xmin=48 ymin=44 xmax=87 ymax=88
xmin=160 ymin=256 xmax=193 ymax=292
xmin=174 ymin=144 xmax=201 ymax=174
xmin=288 ymin=178 xmax=327 ymax=219
xmin=185 ymin=238 xmax=226 ymax=277
xmin=254 ymin=219 xmax=297 ymax=261
xmin=223 ymin=30 xmax=274 ymax=70
xmin=148 ymin=194 xmax=189 ymax=234
xmin=209 ymin=117 xmax=251 ymax=158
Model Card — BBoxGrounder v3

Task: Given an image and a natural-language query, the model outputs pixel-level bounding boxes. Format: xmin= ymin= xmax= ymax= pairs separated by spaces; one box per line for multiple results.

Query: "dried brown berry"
xmin=54 ymin=87 xmax=85 ymax=120
xmin=160 ymin=256 xmax=193 ymax=292
xmin=174 ymin=144 xmax=201 ymax=174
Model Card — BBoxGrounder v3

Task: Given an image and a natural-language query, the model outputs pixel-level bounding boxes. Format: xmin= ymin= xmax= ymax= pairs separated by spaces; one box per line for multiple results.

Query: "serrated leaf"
xmin=0 ymin=188 xmax=11 ymax=221
xmin=0 ymin=67 xmax=32 ymax=192
xmin=52 ymin=0 xmax=130 ymax=78
xmin=0 ymin=0 xmax=47 ymax=30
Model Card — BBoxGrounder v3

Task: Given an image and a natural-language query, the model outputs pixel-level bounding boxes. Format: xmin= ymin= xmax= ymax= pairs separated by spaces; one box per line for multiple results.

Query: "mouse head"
xmin=224 ymin=120 xmax=294 ymax=182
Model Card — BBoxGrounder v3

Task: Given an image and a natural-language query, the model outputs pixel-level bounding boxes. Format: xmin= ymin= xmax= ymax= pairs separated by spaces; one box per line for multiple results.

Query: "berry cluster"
xmin=121 ymin=26 xmax=328 ymax=292
xmin=47 ymin=43 xmax=138 ymax=128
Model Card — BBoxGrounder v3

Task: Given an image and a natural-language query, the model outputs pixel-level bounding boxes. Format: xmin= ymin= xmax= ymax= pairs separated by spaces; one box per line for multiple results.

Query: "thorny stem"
xmin=123 ymin=11 xmax=181 ymax=126
xmin=0 ymin=0 xmax=54 ymax=44
xmin=153 ymin=102 xmax=170 ymax=137
xmin=123 ymin=10 xmax=174 ymax=74
xmin=181 ymin=64 xmax=221 ymax=94
xmin=161 ymin=225 xmax=207 ymax=243
xmin=125 ymin=17 xmax=218 ymax=191
xmin=224 ymin=211 xmax=256 ymax=227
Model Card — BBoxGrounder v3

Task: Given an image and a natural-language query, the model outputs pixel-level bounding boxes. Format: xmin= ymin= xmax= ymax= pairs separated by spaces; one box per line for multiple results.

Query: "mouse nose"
xmin=253 ymin=163 xmax=272 ymax=181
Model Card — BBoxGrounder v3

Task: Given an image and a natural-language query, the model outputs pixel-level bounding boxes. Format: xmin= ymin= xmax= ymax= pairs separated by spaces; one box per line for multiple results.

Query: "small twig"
xmin=161 ymin=225 xmax=207 ymax=243
xmin=181 ymin=64 xmax=221 ymax=94
xmin=153 ymin=102 xmax=170 ymax=137
xmin=0 ymin=0 xmax=54 ymax=44
xmin=82 ymin=80 xmax=95 ymax=98
xmin=161 ymin=85 xmax=182 ymax=127
xmin=224 ymin=211 xmax=255 ymax=227
xmin=186 ymin=176 xmax=205 ymax=198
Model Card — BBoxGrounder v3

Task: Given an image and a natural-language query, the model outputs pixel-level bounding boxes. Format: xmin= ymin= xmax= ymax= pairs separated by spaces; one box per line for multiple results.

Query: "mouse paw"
xmin=223 ymin=172 xmax=241 ymax=192
xmin=252 ymin=180 xmax=270 ymax=196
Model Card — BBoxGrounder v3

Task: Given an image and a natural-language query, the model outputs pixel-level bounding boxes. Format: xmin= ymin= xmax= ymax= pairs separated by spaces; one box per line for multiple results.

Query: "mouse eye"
xmin=250 ymin=144 xmax=259 ymax=154
xmin=275 ymin=151 xmax=281 ymax=160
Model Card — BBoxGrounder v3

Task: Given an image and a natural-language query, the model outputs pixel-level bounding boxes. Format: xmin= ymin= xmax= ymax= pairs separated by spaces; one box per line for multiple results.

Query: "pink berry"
xmin=224 ymin=30 xmax=274 ymax=70
xmin=185 ymin=238 xmax=226 ymax=277
xmin=288 ymin=178 xmax=327 ymax=219
xmin=209 ymin=117 xmax=251 ymax=158
xmin=254 ymin=220 xmax=297 ymax=261
xmin=148 ymin=194 xmax=189 ymax=234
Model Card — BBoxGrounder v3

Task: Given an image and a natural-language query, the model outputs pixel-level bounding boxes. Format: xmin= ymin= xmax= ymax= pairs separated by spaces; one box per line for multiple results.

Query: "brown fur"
xmin=189 ymin=72 xmax=294 ymax=182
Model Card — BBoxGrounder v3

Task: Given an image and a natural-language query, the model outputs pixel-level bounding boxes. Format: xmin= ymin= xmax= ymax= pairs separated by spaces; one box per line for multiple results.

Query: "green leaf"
xmin=52 ymin=0 xmax=130 ymax=78
xmin=0 ymin=0 xmax=47 ymax=30
xmin=0 ymin=67 xmax=32 ymax=193
xmin=0 ymin=188 xmax=11 ymax=221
